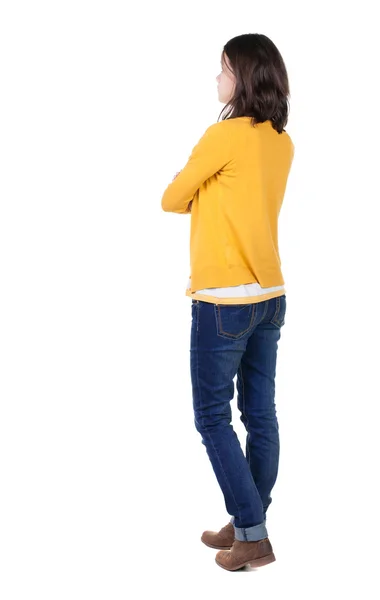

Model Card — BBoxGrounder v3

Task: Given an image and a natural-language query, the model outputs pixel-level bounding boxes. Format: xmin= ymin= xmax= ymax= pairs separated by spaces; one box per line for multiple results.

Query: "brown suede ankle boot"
xmin=201 ymin=522 xmax=235 ymax=550
xmin=215 ymin=537 xmax=276 ymax=571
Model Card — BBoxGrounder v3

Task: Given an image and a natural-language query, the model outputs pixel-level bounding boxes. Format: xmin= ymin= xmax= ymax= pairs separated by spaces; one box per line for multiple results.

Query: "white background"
xmin=1 ymin=1 xmax=379 ymax=598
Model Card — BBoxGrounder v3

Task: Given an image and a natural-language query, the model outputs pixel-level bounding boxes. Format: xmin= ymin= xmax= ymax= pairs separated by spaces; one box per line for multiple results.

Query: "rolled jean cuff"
xmin=229 ymin=516 xmax=268 ymax=542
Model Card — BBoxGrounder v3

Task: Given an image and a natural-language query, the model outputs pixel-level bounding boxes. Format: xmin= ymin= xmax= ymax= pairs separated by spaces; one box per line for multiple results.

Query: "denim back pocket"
xmin=269 ymin=295 xmax=286 ymax=328
xmin=214 ymin=303 xmax=256 ymax=339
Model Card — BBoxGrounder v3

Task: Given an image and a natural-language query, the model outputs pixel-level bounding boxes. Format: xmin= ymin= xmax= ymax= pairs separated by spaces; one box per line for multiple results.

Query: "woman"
xmin=161 ymin=33 xmax=294 ymax=572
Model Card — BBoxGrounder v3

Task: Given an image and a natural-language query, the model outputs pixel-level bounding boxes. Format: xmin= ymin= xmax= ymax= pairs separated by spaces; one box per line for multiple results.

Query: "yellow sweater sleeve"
xmin=161 ymin=123 xmax=230 ymax=214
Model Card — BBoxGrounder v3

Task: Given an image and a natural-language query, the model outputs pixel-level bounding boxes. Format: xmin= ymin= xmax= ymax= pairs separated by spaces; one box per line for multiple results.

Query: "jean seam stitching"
xmin=270 ymin=296 xmax=281 ymax=327
xmin=260 ymin=299 xmax=269 ymax=324
xmin=240 ymin=363 xmax=249 ymax=470
xmin=194 ymin=303 xmax=202 ymax=428
xmin=240 ymin=362 xmax=249 ymax=541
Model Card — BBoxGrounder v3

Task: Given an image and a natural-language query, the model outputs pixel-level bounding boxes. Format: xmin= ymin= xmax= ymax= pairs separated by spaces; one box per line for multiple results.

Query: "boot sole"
xmin=215 ymin=552 xmax=276 ymax=571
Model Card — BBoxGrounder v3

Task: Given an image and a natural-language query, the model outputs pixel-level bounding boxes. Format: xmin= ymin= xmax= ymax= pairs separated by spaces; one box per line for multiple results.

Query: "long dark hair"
xmin=218 ymin=33 xmax=290 ymax=133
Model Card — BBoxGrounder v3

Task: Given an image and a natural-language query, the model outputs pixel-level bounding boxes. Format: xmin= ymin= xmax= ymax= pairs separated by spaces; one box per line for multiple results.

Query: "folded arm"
xmin=161 ymin=123 xmax=230 ymax=214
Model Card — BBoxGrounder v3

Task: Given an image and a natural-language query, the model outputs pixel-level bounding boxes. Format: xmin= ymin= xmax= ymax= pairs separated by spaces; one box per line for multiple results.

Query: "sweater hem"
xmin=188 ymin=266 xmax=285 ymax=295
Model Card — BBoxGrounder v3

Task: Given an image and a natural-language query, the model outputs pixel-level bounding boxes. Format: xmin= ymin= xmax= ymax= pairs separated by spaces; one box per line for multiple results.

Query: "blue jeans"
xmin=190 ymin=294 xmax=286 ymax=542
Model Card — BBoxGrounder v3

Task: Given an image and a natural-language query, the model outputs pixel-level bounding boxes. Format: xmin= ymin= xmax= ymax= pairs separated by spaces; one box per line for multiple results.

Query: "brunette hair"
xmin=218 ymin=33 xmax=290 ymax=133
